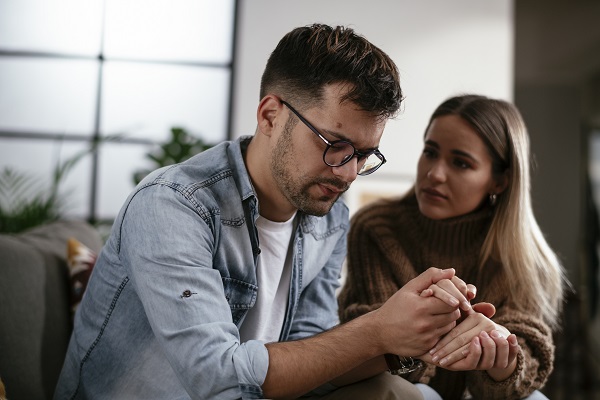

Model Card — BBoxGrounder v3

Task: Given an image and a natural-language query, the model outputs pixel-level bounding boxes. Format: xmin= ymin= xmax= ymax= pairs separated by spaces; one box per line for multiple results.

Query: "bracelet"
xmin=384 ymin=354 xmax=423 ymax=375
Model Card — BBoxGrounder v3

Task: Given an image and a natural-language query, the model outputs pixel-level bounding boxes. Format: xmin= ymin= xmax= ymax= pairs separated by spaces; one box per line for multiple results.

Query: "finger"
xmin=489 ymin=330 xmax=510 ymax=369
xmin=507 ymin=334 xmax=520 ymax=365
xmin=430 ymin=316 xmax=481 ymax=356
xmin=466 ymin=284 xmax=477 ymax=300
xmin=420 ymin=287 xmax=434 ymax=298
xmin=435 ymin=278 xmax=472 ymax=312
xmin=431 ymin=325 xmax=482 ymax=363
xmin=424 ymin=283 xmax=461 ymax=308
xmin=472 ymin=302 xmax=496 ymax=318
xmin=406 ymin=267 xmax=456 ymax=293
xmin=425 ymin=307 xmax=461 ymax=334
xmin=462 ymin=336 xmax=483 ymax=369
xmin=450 ymin=276 xmax=468 ymax=296
xmin=478 ymin=331 xmax=497 ymax=370
xmin=438 ymin=343 xmax=470 ymax=367
xmin=443 ymin=336 xmax=482 ymax=371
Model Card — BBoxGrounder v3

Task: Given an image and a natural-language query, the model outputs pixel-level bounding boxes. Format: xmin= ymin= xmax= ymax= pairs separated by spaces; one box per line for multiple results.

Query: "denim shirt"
xmin=55 ymin=136 xmax=349 ymax=400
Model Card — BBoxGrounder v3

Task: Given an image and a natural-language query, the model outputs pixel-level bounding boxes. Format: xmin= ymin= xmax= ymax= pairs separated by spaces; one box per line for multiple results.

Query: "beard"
xmin=271 ymin=118 xmax=348 ymax=216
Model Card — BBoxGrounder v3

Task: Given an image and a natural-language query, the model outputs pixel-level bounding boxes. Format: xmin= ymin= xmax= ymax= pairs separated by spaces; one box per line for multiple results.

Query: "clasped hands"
xmin=376 ymin=268 xmax=520 ymax=382
xmin=419 ymin=269 xmax=520 ymax=381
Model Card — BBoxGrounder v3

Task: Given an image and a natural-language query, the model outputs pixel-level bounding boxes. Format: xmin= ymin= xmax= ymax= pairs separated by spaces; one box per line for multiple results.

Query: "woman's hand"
xmin=420 ymin=276 xmax=476 ymax=313
xmin=422 ymin=313 xmax=520 ymax=380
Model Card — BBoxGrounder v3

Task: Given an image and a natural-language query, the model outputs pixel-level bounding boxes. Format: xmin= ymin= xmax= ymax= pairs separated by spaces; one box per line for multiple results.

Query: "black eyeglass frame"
xmin=280 ymin=100 xmax=386 ymax=176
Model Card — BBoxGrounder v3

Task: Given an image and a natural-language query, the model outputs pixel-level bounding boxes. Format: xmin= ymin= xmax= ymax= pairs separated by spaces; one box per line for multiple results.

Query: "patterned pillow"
xmin=66 ymin=237 xmax=97 ymax=313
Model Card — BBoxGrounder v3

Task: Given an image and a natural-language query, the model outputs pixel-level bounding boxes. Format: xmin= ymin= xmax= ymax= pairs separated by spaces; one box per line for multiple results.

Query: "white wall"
xmin=232 ymin=0 xmax=514 ymax=215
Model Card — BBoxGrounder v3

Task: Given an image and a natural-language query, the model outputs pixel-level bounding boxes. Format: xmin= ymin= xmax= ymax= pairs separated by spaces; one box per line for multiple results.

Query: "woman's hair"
xmin=425 ymin=94 xmax=568 ymax=328
xmin=260 ymin=23 xmax=403 ymax=120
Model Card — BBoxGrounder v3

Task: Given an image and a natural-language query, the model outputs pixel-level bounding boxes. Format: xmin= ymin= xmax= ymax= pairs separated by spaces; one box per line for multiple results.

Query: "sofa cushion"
xmin=66 ymin=237 xmax=98 ymax=313
xmin=0 ymin=235 xmax=47 ymax=400
xmin=0 ymin=220 xmax=103 ymax=400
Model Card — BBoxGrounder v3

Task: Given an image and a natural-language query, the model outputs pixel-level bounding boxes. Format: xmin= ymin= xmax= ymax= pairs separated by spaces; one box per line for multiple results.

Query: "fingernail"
xmin=462 ymin=348 xmax=469 ymax=356
xmin=490 ymin=330 xmax=502 ymax=338
xmin=449 ymin=297 xmax=459 ymax=306
xmin=431 ymin=354 xmax=439 ymax=362
xmin=480 ymin=331 xmax=490 ymax=339
xmin=429 ymin=347 xmax=437 ymax=354
xmin=462 ymin=301 xmax=472 ymax=310
xmin=439 ymin=357 xmax=448 ymax=366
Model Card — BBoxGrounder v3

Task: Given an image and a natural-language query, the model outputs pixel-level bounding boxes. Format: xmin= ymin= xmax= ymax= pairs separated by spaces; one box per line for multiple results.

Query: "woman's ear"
xmin=256 ymin=95 xmax=283 ymax=138
xmin=492 ymin=170 xmax=509 ymax=195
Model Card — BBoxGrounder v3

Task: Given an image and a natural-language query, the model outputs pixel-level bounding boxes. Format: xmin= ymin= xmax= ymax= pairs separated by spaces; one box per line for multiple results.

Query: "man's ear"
xmin=256 ymin=95 xmax=284 ymax=138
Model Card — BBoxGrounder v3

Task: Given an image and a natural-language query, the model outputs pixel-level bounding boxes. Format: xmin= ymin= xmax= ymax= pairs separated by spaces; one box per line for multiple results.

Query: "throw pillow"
xmin=66 ymin=237 xmax=97 ymax=313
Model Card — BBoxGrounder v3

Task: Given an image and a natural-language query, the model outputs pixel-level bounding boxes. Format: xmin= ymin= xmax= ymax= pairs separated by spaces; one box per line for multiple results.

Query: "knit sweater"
xmin=338 ymin=194 xmax=555 ymax=400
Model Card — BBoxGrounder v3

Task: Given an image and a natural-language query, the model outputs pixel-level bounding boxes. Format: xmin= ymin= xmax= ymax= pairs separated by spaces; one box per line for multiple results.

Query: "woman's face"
xmin=415 ymin=114 xmax=505 ymax=220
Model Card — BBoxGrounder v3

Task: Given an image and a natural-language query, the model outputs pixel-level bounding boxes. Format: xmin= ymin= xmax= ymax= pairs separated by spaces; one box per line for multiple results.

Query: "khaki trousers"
xmin=301 ymin=373 xmax=423 ymax=400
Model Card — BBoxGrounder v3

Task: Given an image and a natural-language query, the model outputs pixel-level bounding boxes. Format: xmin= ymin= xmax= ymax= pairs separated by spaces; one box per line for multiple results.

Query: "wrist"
xmin=384 ymin=354 xmax=423 ymax=375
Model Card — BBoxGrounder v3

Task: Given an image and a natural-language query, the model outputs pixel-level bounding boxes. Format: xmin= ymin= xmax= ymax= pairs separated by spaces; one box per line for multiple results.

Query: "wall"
xmin=232 ymin=0 xmax=513 ymax=215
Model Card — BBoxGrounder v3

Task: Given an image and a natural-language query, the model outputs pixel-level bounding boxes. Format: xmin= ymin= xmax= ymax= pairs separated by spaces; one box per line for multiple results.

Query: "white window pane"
xmin=101 ymin=61 xmax=229 ymax=144
xmin=0 ymin=0 xmax=103 ymax=55
xmin=0 ymin=58 xmax=99 ymax=135
xmin=97 ymin=143 xmax=154 ymax=219
xmin=104 ymin=0 xmax=235 ymax=63
xmin=0 ymin=138 xmax=93 ymax=218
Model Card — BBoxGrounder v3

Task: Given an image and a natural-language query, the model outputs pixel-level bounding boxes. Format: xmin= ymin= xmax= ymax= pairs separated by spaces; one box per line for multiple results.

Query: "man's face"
xmin=271 ymin=84 xmax=387 ymax=216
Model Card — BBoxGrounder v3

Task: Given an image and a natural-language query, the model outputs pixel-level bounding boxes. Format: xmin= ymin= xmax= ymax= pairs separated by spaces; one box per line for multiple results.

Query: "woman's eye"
xmin=454 ymin=159 xmax=471 ymax=169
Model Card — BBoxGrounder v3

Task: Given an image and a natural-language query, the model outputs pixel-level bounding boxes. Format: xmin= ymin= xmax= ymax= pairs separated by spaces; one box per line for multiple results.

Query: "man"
xmin=55 ymin=24 xmax=472 ymax=399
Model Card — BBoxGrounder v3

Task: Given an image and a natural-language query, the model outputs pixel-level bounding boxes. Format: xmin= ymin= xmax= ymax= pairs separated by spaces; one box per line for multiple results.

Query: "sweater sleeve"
xmin=465 ymin=308 xmax=555 ymax=400
xmin=337 ymin=201 xmax=414 ymax=322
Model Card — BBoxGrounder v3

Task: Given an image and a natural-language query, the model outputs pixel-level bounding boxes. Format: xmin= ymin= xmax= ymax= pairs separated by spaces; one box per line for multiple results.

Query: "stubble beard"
xmin=271 ymin=118 xmax=345 ymax=217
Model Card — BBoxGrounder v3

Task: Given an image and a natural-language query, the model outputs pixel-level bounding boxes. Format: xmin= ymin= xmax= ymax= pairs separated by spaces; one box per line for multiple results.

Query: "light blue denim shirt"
xmin=55 ymin=136 xmax=349 ymax=400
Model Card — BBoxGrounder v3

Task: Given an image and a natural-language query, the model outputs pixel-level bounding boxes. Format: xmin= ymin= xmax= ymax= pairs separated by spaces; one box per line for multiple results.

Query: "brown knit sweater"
xmin=338 ymin=194 xmax=555 ymax=400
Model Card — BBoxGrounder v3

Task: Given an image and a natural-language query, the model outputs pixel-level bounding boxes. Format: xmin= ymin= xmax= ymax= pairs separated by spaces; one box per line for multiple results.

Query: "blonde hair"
xmin=425 ymin=94 xmax=568 ymax=329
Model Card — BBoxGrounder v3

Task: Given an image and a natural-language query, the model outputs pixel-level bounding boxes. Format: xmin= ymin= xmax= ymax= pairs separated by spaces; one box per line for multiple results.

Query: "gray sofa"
xmin=0 ymin=220 xmax=103 ymax=400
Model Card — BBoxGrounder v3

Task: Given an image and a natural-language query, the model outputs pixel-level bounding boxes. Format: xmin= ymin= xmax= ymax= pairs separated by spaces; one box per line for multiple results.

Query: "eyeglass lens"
xmin=326 ymin=142 xmax=382 ymax=175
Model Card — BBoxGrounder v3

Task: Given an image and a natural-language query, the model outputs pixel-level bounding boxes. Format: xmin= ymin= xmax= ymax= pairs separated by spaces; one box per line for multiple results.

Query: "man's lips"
xmin=317 ymin=181 xmax=348 ymax=196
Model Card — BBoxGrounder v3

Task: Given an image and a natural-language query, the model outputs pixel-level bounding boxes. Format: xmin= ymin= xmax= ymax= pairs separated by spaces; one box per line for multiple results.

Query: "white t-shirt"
xmin=238 ymin=212 xmax=297 ymax=343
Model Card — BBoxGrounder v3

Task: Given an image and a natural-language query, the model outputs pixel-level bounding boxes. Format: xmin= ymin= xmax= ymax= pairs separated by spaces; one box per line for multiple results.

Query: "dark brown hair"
xmin=260 ymin=24 xmax=402 ymax=120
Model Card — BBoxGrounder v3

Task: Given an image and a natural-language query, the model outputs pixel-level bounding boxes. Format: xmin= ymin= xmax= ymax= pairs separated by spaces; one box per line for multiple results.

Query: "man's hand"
xmin=373 ymin=267 xmax=467 ymax=356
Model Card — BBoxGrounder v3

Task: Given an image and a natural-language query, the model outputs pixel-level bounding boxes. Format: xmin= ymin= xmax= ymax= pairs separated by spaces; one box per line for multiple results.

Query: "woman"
xmin=338 ymin=94 xmax=568 ymax=399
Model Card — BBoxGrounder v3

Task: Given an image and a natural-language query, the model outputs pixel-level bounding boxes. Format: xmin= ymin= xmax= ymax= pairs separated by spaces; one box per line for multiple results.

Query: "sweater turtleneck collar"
xmin=396 ymin=194 xmax=494 ymax=275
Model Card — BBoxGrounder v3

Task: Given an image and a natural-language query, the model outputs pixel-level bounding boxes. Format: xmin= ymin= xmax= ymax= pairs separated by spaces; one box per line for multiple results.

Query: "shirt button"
xmin=182 ymin=290 xmax=192 ymax=298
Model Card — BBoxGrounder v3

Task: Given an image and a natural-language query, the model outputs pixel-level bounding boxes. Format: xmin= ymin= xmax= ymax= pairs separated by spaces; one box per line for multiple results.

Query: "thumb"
xmin=406 ymin=267 xmax=455 ymax=293
xmin=472 ymin=302 xmax=496 ymax=318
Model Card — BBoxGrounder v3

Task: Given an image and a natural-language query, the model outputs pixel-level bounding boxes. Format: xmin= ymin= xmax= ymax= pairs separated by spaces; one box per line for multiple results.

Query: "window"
xmin=0 ymin=0 xmax=236 ymax=222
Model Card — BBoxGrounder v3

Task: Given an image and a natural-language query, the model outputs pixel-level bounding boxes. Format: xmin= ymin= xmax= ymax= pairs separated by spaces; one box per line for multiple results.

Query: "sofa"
xmin=0 ymin=220 xmax=103 ymax=400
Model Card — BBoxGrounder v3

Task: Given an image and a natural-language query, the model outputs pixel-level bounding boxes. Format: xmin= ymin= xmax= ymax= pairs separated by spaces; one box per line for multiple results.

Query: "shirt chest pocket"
xmin=222 ymin=277 xmax=258 ymax=325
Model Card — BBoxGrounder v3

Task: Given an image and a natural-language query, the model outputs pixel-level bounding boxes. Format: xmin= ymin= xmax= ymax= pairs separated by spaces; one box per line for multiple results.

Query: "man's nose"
xmin=332 ymin=157 xmax=359 ymax=184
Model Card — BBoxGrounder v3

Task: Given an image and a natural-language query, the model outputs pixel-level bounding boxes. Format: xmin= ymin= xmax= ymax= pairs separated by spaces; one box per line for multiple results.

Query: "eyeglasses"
xmin=281 ymin=100 xmax=386 ymax=176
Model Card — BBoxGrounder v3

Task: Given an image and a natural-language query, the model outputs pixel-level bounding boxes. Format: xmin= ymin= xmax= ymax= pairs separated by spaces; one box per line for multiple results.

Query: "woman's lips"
xmin=421 ymin=187 xmax=447 ymax=200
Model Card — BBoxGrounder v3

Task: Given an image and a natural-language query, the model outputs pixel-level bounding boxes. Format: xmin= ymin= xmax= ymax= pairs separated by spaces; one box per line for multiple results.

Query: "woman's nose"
xmin=427 ymin=164 xmax=446 ymax=182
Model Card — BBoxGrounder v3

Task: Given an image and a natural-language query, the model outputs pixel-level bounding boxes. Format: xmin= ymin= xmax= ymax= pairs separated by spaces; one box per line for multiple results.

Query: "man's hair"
xmin=260 ymin=23 xmax=402 ymax=120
